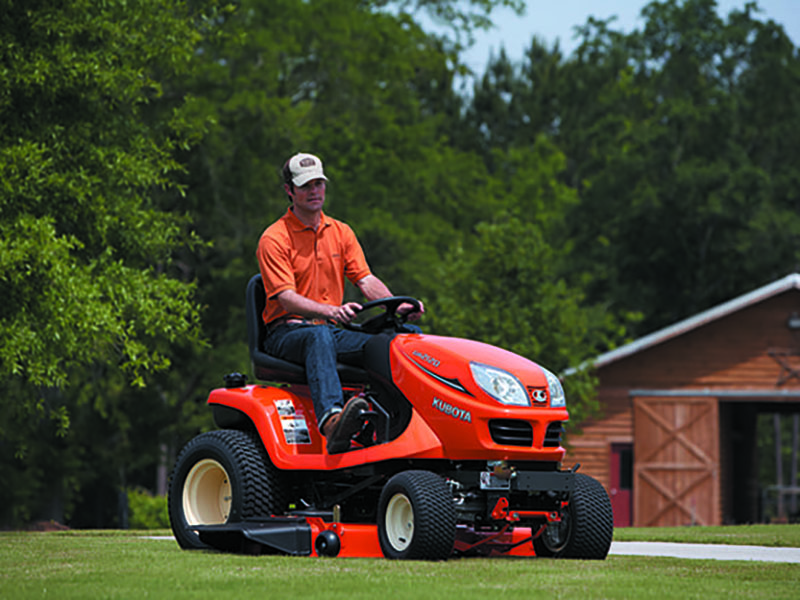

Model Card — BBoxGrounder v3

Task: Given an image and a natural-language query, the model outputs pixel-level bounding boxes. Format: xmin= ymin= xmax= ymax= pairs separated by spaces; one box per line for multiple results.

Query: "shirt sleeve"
xmin=257 ymin=225 xmax=296 ymax=299
xmin=341 ymin=223 xmax=372 ymax=284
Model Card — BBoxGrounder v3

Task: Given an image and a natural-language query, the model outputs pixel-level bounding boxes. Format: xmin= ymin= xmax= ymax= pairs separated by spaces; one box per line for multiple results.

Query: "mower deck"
xmin=193 ymin=517 xmax=539 ymax=558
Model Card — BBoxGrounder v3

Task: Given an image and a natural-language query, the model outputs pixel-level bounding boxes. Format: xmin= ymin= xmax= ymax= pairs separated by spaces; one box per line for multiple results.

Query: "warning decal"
xmin=274 ymin=399 xmax=311 ymax=445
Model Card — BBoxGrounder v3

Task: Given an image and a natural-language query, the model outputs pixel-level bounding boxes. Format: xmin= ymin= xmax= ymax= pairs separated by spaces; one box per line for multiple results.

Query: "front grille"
xmin=489 ymin=419 xmax=533 ymax=446
xmin=543 ymin=421 xmax=565 ymax=447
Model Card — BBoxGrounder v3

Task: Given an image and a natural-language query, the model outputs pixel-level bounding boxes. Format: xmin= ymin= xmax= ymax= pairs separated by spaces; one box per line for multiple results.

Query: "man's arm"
xmin=356 ymin=274 xmax=393 ymax=302
xmin=274 ymin=275 xmax=391 ymax=324
xmin=277 ymin=275 xmax=423 ymax=325
xmin=356 ymin=275 xmax=424 ymax=319
xmin=276 ymin=289 xmax=362 ymax=324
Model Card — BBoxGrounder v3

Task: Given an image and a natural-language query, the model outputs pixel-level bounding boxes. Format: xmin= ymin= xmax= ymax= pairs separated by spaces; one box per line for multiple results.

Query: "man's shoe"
xmin=325 ymin=396 xmax=369 ymax=454
xmin=321 ymin=412 xmax=341 ymax=439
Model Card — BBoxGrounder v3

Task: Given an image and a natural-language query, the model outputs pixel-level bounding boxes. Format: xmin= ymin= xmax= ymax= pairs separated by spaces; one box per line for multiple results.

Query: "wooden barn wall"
xmin=565 ymin=289 xmax=800 ymax=525
xmin=566 ymin=387 xmax=632 ymax=491
xmin=597 ymin=291 xmax=800 ymax=391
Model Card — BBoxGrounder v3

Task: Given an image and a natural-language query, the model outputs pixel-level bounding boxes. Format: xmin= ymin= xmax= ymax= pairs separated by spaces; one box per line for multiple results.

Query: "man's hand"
xmin=356 ymin=274 xmax=424 ymax=321
xmin=329 ymin=301 xmax=363 ymax=324
xmin=398 ymin=300 xmax=424 ymax=321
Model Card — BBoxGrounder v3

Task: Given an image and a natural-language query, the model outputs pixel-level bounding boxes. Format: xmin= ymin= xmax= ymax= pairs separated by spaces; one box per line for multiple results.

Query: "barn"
xmin=566 ymin=273 xmax=800 ymax=527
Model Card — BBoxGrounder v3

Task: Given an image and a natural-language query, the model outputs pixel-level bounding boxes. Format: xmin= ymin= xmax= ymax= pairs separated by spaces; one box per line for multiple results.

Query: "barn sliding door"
xmin=633 ymin=396 xmax=720 ymax=527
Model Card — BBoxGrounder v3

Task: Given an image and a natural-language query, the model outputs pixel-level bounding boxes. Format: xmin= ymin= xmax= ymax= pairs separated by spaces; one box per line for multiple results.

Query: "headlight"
xmin=542 ymin=367 xmax=566 ymax=408
xmin=470 ymin=362 xmax=529 ymax=406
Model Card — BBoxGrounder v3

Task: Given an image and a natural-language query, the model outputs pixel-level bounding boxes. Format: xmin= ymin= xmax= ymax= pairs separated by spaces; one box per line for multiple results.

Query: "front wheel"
xmin=533 ymin=473 xmax=613 ymax=559
xmin=168 ymin=429 xmax=285 ymax=550
xmin=377 ymin=470 xmax=456 ymax=560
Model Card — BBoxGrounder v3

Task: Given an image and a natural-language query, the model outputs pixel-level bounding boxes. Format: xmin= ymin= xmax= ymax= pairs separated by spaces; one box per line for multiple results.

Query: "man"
xmin=257 ymin=152 xmax=421 ymax=454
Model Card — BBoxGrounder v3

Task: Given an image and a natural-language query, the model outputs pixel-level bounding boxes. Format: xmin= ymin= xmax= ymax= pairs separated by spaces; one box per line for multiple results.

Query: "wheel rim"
xmin=541 ymin=511 xmax=571 ymax=553
xmin=385 ymin=493 xmax=414 ymax=552
xmin=182 ymin=459 xmax=232 ymax=525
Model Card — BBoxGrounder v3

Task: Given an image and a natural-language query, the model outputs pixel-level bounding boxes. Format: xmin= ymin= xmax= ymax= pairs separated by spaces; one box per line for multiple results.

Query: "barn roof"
xmin=589 ymin=273 xmax=800 ymax=370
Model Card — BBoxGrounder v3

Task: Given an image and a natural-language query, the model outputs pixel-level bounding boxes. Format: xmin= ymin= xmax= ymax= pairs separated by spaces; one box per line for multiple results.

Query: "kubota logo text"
xmin=412 ymin=350 xmax=441 ymax=368
xmin=432 ymin=398 xmax=472 ymax=423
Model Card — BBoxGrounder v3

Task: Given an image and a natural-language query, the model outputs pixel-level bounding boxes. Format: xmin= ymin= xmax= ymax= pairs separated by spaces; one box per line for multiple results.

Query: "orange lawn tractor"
xmin=167 ymin=275 xmax=613 ymax=560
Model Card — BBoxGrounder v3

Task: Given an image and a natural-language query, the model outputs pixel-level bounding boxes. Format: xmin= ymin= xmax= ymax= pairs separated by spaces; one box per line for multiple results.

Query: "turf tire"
xmin=168 ymin=429 xmax=285 ymax=550
xmin=533 ymin=473 xmax=613 ymax=559
xmin=377 ymin=470 xmax=456 ymax=560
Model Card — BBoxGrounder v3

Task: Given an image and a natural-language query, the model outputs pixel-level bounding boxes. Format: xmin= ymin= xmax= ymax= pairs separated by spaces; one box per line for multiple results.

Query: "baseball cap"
xmin=287 ymin=153 xmax=328 ymax=187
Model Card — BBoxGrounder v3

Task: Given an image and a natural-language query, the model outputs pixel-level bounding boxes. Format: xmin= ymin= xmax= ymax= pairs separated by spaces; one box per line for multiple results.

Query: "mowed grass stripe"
xmin=1 ymin=527 xmax=799 ymax=599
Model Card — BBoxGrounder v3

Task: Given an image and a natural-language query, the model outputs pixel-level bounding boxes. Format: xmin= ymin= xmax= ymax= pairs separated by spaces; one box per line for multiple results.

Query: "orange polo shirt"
xmin=257 ymin=208 xmax=372 ymax=325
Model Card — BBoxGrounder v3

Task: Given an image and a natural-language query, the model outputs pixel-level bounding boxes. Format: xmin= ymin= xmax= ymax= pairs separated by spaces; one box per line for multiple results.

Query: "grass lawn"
xmin=613 ymin=523 xmax=800 ymax=547
xmin=1 ymin=527 xmax=798 ymax=600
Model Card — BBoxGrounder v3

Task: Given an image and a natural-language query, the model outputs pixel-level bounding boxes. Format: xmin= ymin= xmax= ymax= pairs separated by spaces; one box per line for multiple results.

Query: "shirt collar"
xmin=285 ymin=207 xmax=329 ymax=232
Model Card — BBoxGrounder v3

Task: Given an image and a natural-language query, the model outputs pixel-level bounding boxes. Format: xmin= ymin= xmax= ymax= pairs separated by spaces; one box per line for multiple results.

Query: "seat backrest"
xmin=246 ymin=273 xmax=306 ymax=382
xmin=245 ymin=273 xmax=368 ymax=384
xmin=245 ymin=273 xmax=269 ymax=361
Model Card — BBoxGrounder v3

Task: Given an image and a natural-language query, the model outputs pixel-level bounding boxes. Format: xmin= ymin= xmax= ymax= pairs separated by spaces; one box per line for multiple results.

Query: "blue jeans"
xmin=264 ymin=323 xmax=373 ymax=427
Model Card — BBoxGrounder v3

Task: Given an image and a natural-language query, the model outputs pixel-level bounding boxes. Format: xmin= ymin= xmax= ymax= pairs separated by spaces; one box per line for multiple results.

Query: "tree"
xmin=462 ymin=1 xmax=800 ymax=336
xmin=0 ymin=0 xmax=217 ymax=525
xmin=428 ymin=141 xmax=624 ymax=425
xmin=461 ymin=39 xmax=565 ymax=164
xmin=558 ymin=0 xmax=800 ymax=333
xmin=0 ymin=0 xmax=214 ymax=394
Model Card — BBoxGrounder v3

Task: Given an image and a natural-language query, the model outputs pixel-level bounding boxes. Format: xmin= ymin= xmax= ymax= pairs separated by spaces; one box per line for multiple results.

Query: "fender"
xmin=207 ymin=385 xmax=445 ymax=470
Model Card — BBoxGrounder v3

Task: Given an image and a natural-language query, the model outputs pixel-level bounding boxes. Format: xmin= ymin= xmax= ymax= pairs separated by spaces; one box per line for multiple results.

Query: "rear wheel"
xmin=533 ymin=473 xmax=613 ymax=559
xmin=168 ymin=429 xmax=285 ymax=550
xmin=377 ymin=471 xmax=456 ymax=560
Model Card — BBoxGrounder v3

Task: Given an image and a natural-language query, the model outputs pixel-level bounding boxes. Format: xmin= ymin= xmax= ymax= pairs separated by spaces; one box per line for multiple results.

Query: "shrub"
xmin=127 ymin=488 xmax=169 ymax=530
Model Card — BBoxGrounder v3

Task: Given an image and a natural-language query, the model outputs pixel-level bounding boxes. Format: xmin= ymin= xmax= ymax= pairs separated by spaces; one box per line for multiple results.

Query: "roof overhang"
xmin=585 ymin=273 xmax=800 ymax=372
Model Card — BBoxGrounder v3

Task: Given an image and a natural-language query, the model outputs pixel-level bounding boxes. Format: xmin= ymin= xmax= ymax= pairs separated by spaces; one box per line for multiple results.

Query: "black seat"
xmin=246 ymin=274 xmax=369 ymax=384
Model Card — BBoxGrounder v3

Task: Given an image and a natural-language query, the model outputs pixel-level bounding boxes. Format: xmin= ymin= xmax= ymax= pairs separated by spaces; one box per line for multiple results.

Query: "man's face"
xmin=288 ymin=178 xmax=326 ymax=212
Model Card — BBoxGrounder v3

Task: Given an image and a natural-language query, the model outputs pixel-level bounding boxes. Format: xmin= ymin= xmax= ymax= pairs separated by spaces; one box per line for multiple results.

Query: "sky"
xmin=458 ymin=0 xmax=799 ymax=74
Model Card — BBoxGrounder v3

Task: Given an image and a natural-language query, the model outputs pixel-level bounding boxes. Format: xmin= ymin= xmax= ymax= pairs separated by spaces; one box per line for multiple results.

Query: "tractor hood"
xmin=391 ymin=334 xmax=556 ymax=407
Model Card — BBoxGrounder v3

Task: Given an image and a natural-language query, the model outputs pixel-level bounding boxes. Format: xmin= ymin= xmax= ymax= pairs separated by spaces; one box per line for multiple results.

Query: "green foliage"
xmin=461 ymin=0 xmax=800 ymax=336
xmin=373 ymin=0 xmax=524 ymax=46
xmin=0 ymin=0 xmax=218 ymax=526
xmin=175 ymin=0 xmax=501 ymax=393
xmin=426 ymin=141 xmax=616 ymax=424
xmin=127 ymin=488 xmax=169 ymax=529
xmin=0 ymin=0 xmax=210 ymax=391
xmin=564 ymin=0 xmax=800 ymax=333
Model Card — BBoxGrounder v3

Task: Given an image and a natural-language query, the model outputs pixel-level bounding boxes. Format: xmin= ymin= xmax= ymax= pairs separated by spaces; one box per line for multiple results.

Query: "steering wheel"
xmin=343 ymin=296 xmax=422 ymax=334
